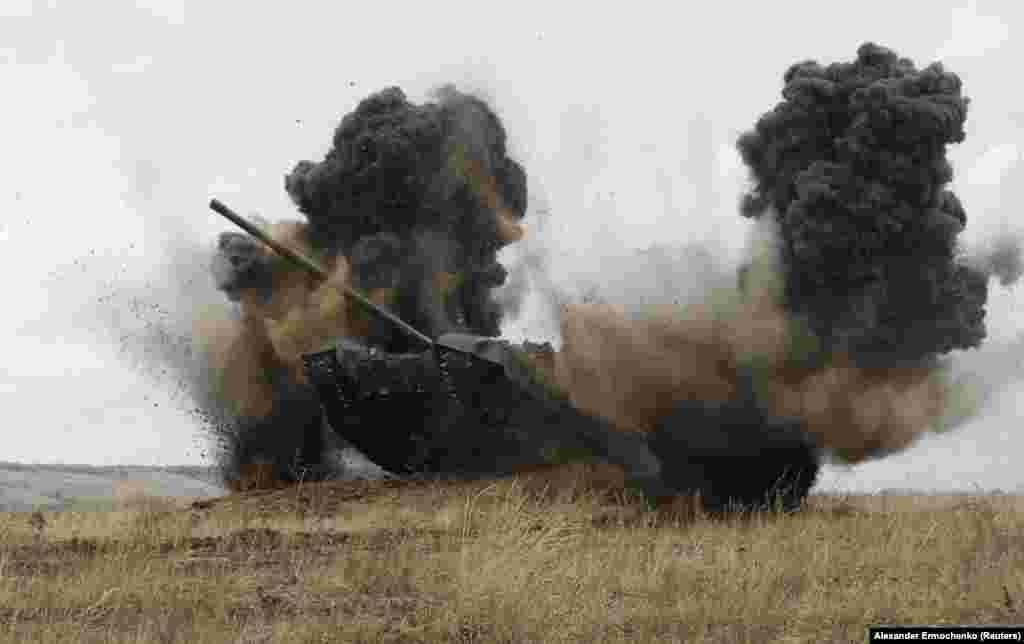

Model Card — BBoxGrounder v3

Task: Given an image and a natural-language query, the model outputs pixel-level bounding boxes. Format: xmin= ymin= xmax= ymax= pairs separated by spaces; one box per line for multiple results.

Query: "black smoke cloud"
xmin=737 ymin=43 xmax=988 ymax=365
xmin=284 ymin=85 xmax=528 ymax=345
xmin=199 ymin=85 xmax=529 ymax=485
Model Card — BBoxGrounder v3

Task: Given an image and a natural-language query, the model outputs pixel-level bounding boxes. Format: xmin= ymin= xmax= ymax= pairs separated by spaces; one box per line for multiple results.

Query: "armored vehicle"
xmin=211 ymin=199 xmax=820 ymax=512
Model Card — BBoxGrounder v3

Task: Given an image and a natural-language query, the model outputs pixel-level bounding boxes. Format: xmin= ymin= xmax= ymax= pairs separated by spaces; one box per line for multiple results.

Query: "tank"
xmin=301 ymin=333 xmax=820 ymax=512
xmin=212 ymin=199 xmax=821 ymax=511
xmin=301 ymin=334 xmax=672 ymax=493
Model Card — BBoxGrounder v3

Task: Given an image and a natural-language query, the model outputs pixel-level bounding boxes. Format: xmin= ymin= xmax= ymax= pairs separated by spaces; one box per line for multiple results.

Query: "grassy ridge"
xmin=0 ymin=465 xmax=222 ymax=512
xmin=1 ymin=475 xmax=1022 ymax=643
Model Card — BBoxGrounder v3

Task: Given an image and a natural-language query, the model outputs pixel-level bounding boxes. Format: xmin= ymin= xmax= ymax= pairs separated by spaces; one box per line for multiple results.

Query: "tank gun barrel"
xmin=209 ymin=198 xmax=434 ymax=349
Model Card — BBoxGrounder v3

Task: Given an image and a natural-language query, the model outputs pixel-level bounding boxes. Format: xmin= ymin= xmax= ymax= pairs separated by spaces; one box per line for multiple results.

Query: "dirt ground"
xmin=3 ymin=468 xmax=1023 ymax=643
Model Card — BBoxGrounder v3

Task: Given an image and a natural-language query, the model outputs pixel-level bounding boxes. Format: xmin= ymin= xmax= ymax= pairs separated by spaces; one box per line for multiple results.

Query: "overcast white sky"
xmin=1 ymin=0 xmax=1022 ymax=492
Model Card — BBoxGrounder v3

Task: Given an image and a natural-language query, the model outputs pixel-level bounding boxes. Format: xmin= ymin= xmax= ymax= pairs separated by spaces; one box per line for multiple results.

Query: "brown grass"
xmin=4 ymin=472 xmax=1023 ymax=643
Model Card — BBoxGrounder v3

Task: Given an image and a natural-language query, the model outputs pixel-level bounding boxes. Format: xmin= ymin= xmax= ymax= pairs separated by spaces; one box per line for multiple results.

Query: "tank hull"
xmin=301 ymin=335 xmax=820 ymax=511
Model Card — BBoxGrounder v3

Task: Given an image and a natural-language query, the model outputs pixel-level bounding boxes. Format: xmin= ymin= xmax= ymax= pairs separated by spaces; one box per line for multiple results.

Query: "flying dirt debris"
xmin=192 ymin=47 xmax=1012 ymax=512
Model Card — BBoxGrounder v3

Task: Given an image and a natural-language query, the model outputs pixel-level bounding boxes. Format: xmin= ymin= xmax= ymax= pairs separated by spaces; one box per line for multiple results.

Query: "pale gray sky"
xmin=1 ymin=0 xmax=1021 ymax=491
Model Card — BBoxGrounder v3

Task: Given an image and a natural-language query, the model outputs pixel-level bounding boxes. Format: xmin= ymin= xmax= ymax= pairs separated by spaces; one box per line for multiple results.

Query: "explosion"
xmin=197 ymin=86 xmax=528 ymax=486
xmin=737 ymin=42 xmax=987 ymax=364
xmin=283 ymin=85 xmax=527 ymax=345
xmin=192 ymin=223 xmax=350 ymax=486
xmin=549 ymin=44 xmax=1006 ymax=467
xmin=191 ymin=43 xmax=1016 ymax=507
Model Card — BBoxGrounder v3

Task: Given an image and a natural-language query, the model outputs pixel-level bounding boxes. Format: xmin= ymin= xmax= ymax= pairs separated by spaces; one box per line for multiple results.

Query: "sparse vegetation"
xmin=2 ymin=470 xmax=1022 ymax=643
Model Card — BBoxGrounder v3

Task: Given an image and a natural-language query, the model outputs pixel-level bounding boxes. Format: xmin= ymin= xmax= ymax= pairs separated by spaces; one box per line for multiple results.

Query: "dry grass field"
xmin=1 ymin=464 xmax=1023 ymax=643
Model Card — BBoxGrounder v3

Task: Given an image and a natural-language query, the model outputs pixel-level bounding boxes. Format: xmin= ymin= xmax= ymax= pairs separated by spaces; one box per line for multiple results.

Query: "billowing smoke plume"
xmin=737 ymin=42 xmax=987 ymax=365
xmin=200 ymin=86 xmax=529 ymax=486
xmin=538 ymin=44 xmax=1007 ymax=469
xmin=283 ymin=85 xmax=527 ymax=347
